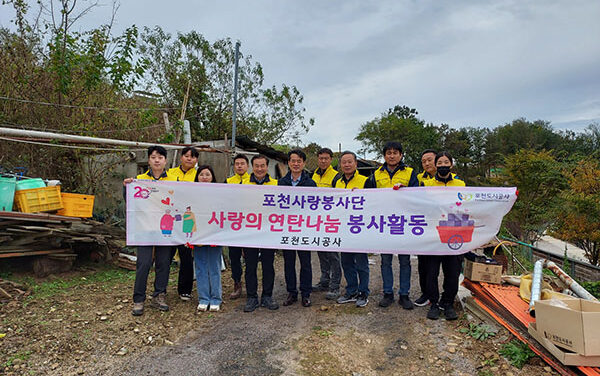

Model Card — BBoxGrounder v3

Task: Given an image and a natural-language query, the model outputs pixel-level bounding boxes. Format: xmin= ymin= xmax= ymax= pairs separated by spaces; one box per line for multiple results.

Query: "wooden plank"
xmin=0 ymin=249 xmax=70 ymax=258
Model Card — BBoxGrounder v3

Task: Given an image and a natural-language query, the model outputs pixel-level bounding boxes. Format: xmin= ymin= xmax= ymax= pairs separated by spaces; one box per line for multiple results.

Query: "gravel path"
xmin=109 ymin=255 xmax=546 ymax=376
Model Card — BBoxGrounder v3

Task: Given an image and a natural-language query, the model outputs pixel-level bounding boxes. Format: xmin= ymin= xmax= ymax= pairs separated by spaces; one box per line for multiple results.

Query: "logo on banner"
xmin=457 ymin=192 xmax=473 ymax=202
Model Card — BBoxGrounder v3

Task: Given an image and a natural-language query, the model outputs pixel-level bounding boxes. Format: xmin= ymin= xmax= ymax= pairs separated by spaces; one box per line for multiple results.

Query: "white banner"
xmin=126 ymin=181 xmax=517 ymax=255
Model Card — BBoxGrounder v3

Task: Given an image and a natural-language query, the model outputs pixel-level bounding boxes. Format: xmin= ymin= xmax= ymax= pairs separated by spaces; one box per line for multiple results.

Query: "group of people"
xmin=123 ymin=140 xmax=466 ymax=321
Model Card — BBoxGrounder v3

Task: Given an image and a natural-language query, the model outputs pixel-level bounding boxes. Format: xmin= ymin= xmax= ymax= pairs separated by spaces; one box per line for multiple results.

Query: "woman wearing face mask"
xmin=192 ymin=165 xmax=224 ymax=312
xmin=421 ymin=151 xmax=465 ymax=321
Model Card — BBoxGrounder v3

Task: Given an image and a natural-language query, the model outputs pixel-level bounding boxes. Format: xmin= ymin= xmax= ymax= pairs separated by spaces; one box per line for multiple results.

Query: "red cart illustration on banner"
xmin=436 ymin=213 xmax=476 ymax=250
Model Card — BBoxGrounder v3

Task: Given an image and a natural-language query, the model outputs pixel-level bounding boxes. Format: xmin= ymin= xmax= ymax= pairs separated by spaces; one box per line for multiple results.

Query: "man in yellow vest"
xmin=241 ymin=154 xmax=280 ymax=312
xmin=417 ymin=149 xmax=437 ymax=185
xmin=123 ymin=145 xmax=176 ymax=316
xmin=365 ymin=141 xmax=419 ymax=310
xmin=226 ymin=154 xmax=251 ymax=299
xmin=311 ymin=148 xmax=342 ymax=300
xmin=167 ymin=146 xmax=199 ymax=302
xmin=332 ymin=151 xmax=370 ymax=308
xmin=414 ymin=149 xmax=437 ymax=308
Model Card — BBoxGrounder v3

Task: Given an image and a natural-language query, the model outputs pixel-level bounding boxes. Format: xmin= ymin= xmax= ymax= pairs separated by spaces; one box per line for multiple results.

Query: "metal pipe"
xmin=230 ymin=41 xmax=241 ymax=149
xmin=529 ymin=259 xmax=544 ymax=316
xmin=0 ymin=127 xmax=182 ymax=149
xmin=543 ymin=260 xmax=598 ymax=301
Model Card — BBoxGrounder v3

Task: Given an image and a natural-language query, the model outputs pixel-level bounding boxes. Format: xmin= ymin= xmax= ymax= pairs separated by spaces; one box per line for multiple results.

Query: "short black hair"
xmin=181 ymin=146 xmax=199 ymax=158
xmin=421 ymin=149 xmax=437 ymax=158
xmin=435 ymin=151 xmax=453 ymax=165
xmin=317 ymin=148 xmax=333 ymax=157
xmin=383 ymin=141 xmax=403 ymax=154
xmin=195 ymin=164 xmax=217 ymax=183
xmin=147 ymin=145 xmax=167 ymax=158
xmin=288 ymin=149 xmax=306 ymax=162
xmin=233 ymin=154 xmax=249 ymax=163
xmin=251 ymin=154 xmax=269 ymax=166
xmin=339 ymin=150 xmax=357 ymax=162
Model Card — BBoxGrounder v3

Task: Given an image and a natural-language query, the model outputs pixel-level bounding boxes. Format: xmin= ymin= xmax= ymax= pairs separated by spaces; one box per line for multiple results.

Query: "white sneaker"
xmin=209 ymin=304 xmax=220 ymax=312
xmin=197 ymin=303 xmax=208 ymax=312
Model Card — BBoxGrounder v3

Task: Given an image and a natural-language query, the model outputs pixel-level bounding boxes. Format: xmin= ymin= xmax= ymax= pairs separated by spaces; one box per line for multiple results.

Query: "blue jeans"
xmin=380 ymin=254 xmax=411 ymax=296
xmin=341 ymin=252 xmax=370 ymax=296
xmin=194 ymin=246 xmax=223 ymax=306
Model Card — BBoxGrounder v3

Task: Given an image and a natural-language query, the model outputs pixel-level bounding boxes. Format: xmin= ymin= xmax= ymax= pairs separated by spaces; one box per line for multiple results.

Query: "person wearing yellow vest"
xmin=241 ymin=154 xmax=279 ymax=312
xmin=417 ymin=149 xmax=437 ymax=185
xmin=422 ymin=151 xmax=465 ymax=321
xmin=167 ymin=146 xmax=199 ymax=302
xmin=311 ymin=148 xmax=343 ymax=301
xmin=226 ymin=154 xmax=251 ymax=300
xmin=414 ymin=149 xmax=437 ymax=308
xmin=123 ymin=146 xmax=175 ymax=316
xmin=332 ymin=151 xmax=370 ymax=308
xmin=365 ymin=141 xmax=419 ymax=310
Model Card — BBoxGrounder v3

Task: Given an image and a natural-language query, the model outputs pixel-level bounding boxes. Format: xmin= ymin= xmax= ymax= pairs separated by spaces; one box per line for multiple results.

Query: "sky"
xmin=2 ymin=0 xmax=599 ymax=154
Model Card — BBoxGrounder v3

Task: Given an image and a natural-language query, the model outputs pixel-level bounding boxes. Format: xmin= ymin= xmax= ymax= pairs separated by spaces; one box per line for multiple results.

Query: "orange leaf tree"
xmin=551 ymin=160 xmax=600 ymax=266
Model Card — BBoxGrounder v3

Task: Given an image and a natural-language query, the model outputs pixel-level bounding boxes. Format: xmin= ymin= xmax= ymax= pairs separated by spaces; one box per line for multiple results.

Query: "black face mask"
xmin=437 ymin=166 xmax=451 ymax=177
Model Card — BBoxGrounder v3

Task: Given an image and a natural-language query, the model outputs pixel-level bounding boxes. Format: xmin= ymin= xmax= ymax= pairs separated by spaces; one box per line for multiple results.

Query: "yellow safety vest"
xmin=226 ymin=172 xmax=250 ymax=184
xmin=136 ymin=170 xmax=176 ymax=181
xmin=422 ymin=175 xmax=466 ymax=187
xmin=312 ymin=165 xmax=338 ymax=188
xmin=333 ymin=171 xmax=367 ymax=189
xmin=168 ymin=166 xmax=197 ymax=182
xmin=245 ymin=174 xmax=278 ymax=186
xmin=371 ymin=165 xmax=416 ymax=188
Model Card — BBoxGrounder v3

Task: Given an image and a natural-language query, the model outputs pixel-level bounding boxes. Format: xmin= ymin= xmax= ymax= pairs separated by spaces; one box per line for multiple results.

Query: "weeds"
xmin=499 ymin=340 xmax=536 ymax=368
xmin=459 ymin=323 xmax=496 ymax=341
xmin=312 ymin=326 xmax=334 ymax=337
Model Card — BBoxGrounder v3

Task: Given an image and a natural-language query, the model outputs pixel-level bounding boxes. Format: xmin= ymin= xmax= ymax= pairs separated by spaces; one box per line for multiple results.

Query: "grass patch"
xmin=312 ymin=326 xmax=334 ymax=338
xmin=12 ymin=266 xmax=137 ymax=300
xmin=3 ymin=350 xmax=31 ymax=368
xmin=499 ymin=340 xmax=536 ymax=368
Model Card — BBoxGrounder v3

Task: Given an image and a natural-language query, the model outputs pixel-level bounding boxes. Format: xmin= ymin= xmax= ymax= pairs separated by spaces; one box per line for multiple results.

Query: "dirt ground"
xmin=0 ymin=254 xmax=556 ymax=376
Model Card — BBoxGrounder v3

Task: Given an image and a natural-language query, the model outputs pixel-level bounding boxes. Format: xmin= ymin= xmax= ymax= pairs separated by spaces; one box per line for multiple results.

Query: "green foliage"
xmin=355 ymin=105 xmax=442 ymax=167
xmin=138 ymin=27 xmax=312 ymax=144
xmin=499 ymin=340 xmax=536 ymax=368
xmin=500 ymin=149 xmax=567 ymax=244
xmin=311 ymin=326 xmax=334 ymax=337
xmin=459 ymin=323 xmax=496 ymax=341
xmin=581 ymin=281 xmax=600 ymax=299
xmin=14 ymin=267 xmax=136 ymax=300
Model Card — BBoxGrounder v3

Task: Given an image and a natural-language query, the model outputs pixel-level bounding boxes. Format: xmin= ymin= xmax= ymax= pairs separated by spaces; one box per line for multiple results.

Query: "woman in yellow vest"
xmin=422 ymin=151 xmax=465 ymax=321
xmin=168 ymin=146 xmax=199 ymax=302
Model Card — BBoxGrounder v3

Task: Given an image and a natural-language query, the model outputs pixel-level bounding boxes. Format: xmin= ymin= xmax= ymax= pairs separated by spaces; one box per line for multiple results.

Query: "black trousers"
xmin=424 ymin=255 xmax=463 ymax=307
xmin=133 ymin=246 xmax=172 ymax=303
xmin=283 ymin=250 xmax=312 ymax=298
xmin=244 ymin=248 xmax=275 ymax=299
xmin=417 ymin=255 xmax=429 ymax=296
xmin=171 ymin=245 xmax=194 ymax=295
xmin=229 ymin=246 xmax=244 ymax=283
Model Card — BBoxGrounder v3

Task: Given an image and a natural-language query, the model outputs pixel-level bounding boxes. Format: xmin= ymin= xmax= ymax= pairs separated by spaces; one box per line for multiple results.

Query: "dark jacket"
xmin=278 ymin=171 xmax=317 ymax=187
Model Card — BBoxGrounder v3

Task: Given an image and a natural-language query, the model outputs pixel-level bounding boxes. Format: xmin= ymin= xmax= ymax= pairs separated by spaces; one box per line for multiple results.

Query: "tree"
xmin=355 ymin=105 xmax=442 ymax=167
xmin=138 ymin=27 xmax=312 ymax=145
xmin=551 ymin=160 xmax=600 ymax=266
xmin=500 ymin=149 xmax=567 ymax=244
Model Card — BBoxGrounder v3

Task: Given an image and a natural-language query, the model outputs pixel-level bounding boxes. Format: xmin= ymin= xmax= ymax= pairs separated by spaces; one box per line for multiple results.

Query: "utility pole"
xmin=231 ymin=41 xmax=241 ymax=150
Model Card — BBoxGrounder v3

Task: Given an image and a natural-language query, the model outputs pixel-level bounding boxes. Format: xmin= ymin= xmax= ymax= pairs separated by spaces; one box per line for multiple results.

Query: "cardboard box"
xmin=534 ymin=298 xmax=600 ymax=356
xmin=528 ymin=323 xmax=600 ymax=367
xmin=463 ymin=259 xmax=502 ymax=284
